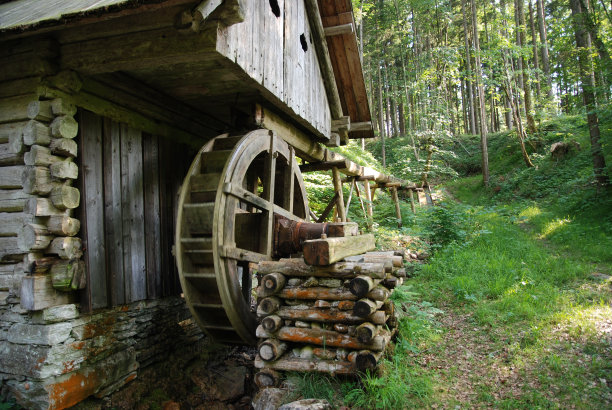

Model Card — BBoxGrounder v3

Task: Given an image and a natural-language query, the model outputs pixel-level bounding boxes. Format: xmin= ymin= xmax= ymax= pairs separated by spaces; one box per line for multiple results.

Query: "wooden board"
xmin=120 ymin=124 xmax=146 ymax=302
xmin=143 ymin=134 xmax=162 ymax=299
xmin=80 ymin=110 xmax=108 ymax=309
xmin=302 ymin=234 xmax=376 ymax=266
xmin=103 ymin=117 xmax=125 ymax=305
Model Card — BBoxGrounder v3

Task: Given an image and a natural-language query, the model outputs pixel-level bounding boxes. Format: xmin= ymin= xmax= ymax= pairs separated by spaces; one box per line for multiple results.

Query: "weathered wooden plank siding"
xmin=77 ymin=111 xmax=191 ymax=308
xmin=143 ymin=134 xmax=162 ymax=300
xmin=103 ymin=118 xmax=125 ymax=306
xmin=217 ymin=0 xmax=331 ymax=138
xmin=80 ymin=110 xmax=108 ymax=309
xmin=120 ymin=124 xmax=146 ymax=303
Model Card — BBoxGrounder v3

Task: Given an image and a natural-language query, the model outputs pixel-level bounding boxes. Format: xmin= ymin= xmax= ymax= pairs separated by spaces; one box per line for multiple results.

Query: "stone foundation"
xmin=0 ymin=294 xmax=205 ymax=409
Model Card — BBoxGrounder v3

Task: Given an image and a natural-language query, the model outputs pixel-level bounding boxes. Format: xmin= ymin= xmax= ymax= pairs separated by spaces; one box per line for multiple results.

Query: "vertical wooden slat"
xmin=103 ymin=118 xmax=125 ymax=305
xmin=158 ymin=136 xmax=172 ymax=296
xmin=121 ymin=124 xmax=146 ymax=302
xmin=143 ymin=134 xmax=161 ymax=299
xmin=80 ymin=110 xmax=108 ymax=309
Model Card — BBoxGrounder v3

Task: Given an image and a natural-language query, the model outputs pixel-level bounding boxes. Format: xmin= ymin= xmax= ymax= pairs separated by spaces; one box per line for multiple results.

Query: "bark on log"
xmin=355 ymin=322 xmax=379 ymax=344
xmin=303 ymin=234 xmax=376 ymax=266
xmin=254 ymin=370 xmax=280 ymax=388
xmin=256 ymin=325 xmax=390 ymax=351
xmin=261 ymin=272 xmax=286 ymax=296
xmin=265 ymin=286 xmax=357 ymax=301
xmin=254 ymin=355 xmax=355 ymax=375
xmin=367 ymin=285 xmax=390 ymax=302
xmin=259 ymin=339 xmax=288 ymax=361
xmin=261 ymin=314 xmax=283 ymax=333
xmin=352 ymin=350 xmax=383 ymax=371
xmin=275 ymin=306 xmax=386 ymax=325
xmin=257 ymin=296 xmax=282 ymax=316
xmin=258 ymin=258 xmax=385 ymax=279
xmin=345 ymin=255 xmax=393 ymax=273
xmin=348 ymin=275 xmax=381 ymax=298
xmin=353 ymin=299 xmax=384 ymax=318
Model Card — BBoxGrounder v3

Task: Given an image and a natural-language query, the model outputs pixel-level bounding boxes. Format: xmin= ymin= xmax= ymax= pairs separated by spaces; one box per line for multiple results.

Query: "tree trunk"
xmin=528 ymin=0 xmax=541 ymax=99
xmin=471 ymin=0 xmax=490 ymax=185
xmin=398 ymin=101 xmax=406 ymax=136
xmin=536 ymin=0 xmax=553 ymax=97
xmin=516 ymin=0 xmax=537 ymax=134
xmin=570 ymin=0 xmax=610 ymax=186
xmin=461 ymin=0 xmax=477 ymax=135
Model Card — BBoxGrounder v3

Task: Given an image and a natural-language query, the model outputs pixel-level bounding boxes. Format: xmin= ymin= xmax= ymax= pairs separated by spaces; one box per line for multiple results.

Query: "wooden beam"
xmin=324 ymin=23 xmax=354 ymax=36
xmin=300 ymin=159 xmax=348 ymax=173
xmin=60 ymin=26 xmax=218 ymax=75
xmin=302 ymin=234 xmax=376 ymax=266
xmin=331 ymin=116 xmax=351 ymax=132
xmin=331 ymin=166 xmax=346 ymax=222
xmin=316 ymin=192 xmax=338 ymax=223
xmin=350 ymin=121 xmax=373 ymax=132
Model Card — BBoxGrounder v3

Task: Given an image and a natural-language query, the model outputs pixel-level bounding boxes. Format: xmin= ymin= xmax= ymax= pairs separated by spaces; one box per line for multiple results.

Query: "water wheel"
xmin=175 ymin=130 xmax=309 ymax=344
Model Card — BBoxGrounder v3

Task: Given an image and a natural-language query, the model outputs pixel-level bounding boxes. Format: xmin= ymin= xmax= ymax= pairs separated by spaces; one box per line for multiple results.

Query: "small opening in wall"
xmin=300 ymin=34 xmax=308 ymax=52
xmin=269 ymin=0 xmax=280 ymax=17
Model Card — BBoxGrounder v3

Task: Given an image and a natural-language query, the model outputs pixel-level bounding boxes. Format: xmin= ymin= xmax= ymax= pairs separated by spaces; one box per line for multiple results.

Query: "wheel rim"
xmin=176 ymin=130 xmax=308 ymax=344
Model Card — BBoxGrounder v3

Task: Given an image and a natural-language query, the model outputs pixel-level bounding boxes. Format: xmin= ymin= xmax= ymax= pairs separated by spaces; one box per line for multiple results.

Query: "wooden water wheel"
xmin=175 ymin=130 xmax=309 ymax=344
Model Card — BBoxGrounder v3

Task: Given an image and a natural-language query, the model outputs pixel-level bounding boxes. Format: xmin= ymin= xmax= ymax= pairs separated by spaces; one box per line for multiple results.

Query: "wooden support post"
xmin=331 ymin=166 xmax=346 ymax=222
xmin=345 ymin=177 xmax=355 ymax=215
xmin=363 ymin=179 xmax=373 ymax=218
xmin=409 ymin=188 xmax=416 ymax=214
xmin=391 ymin=187 xmax=402 ymax=228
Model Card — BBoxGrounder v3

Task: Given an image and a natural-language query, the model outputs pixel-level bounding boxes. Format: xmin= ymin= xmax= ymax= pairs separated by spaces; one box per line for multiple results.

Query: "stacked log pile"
xmin=253 ymin=250 xmax=406 ymax=388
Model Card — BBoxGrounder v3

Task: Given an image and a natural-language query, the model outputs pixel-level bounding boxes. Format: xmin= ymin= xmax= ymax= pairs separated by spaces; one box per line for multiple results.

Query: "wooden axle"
xmin=274 ymin=217 xmax=358 ymax=255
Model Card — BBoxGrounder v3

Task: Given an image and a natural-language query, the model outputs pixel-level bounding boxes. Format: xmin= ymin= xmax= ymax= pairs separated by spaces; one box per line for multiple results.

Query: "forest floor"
xmin=395 ymin=184 xmax=612 ymax=408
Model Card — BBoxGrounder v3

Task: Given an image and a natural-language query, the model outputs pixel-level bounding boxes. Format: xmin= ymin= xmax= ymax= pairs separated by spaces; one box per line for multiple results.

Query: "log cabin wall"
xmin=0 ymin=37 xmax=205 ymax=410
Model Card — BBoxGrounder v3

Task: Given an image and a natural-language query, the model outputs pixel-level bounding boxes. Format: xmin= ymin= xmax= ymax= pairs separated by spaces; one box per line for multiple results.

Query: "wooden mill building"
xmin=0 ymin=0 xmax=406 ymax=408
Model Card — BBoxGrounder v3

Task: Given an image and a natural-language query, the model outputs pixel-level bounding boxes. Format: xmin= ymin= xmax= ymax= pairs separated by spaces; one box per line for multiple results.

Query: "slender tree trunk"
xmin=461 ymin=0 xmax=477 ymax=135
xmin=471 ymin=0 xmax=490 ymax=185
xmin=570 ymin=0 xmax=610 ymax=186
xmin=399 ymin=101 xmax=406 ymax=136
xmin=502 ymin=53 xmax=534 ymax=167
xmin=529 ymin=0 xmax=542 ymax=99
xmin=516 ymin=0 xmax=537 ymax=134
xmin=536 ymin=0 xmax=553 ymax=98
